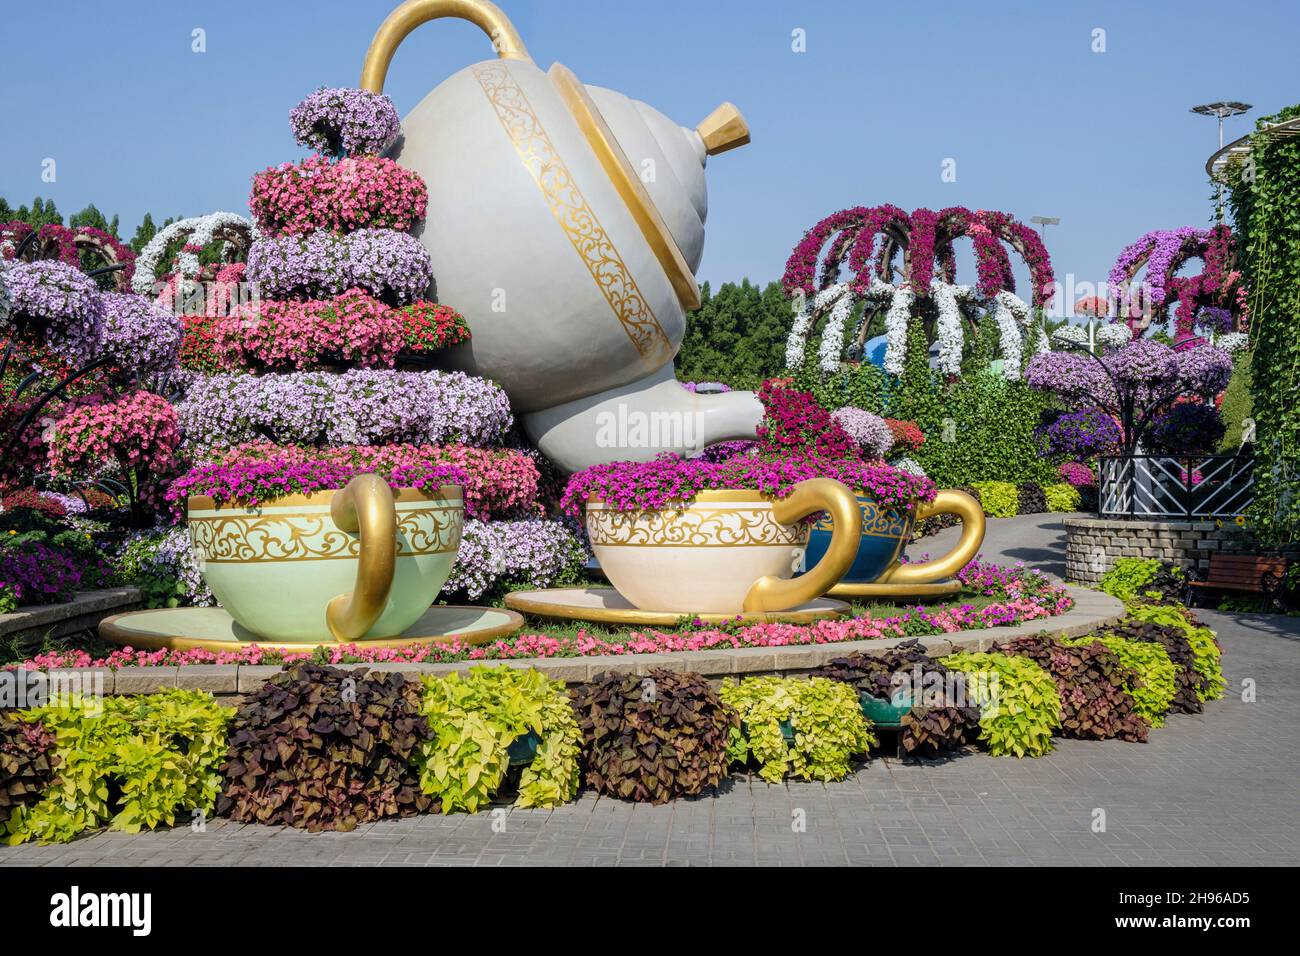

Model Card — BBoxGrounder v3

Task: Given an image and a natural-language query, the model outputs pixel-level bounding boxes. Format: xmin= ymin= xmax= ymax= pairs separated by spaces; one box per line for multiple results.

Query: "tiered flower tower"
xmin=160 ymin=89 xmax=584 ymax=615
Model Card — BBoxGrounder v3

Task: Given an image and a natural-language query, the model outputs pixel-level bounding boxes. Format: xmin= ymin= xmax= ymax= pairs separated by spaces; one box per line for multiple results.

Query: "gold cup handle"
xmin=326 ymin=475 xmax=398 ymax=642
xmin=361 ymin=0 xmax=532 ymax=92
xmin=877 ymin=489 xmax=986 ymax=585
xmin=743 ymin=478 xmax=863 ymax=613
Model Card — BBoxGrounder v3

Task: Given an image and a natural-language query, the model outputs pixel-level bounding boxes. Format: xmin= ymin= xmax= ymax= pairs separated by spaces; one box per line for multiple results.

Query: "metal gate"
xmin=1098 ymin=454 xmax=1254 ymax=518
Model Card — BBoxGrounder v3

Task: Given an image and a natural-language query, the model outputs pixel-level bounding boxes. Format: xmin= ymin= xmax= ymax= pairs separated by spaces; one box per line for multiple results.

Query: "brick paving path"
xmin=3 ymin=606 xmax=1296 ymax=867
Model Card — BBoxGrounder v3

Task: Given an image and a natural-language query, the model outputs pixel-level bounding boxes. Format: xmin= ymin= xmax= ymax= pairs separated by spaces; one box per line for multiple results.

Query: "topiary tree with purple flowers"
xmin=1024 ymin=338 xmax=1232 ymax=457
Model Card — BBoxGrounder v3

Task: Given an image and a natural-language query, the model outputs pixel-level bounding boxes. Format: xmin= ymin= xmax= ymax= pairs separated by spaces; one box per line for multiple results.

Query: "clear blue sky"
xmin=2 ymin=0 xmax=1295 ymax=314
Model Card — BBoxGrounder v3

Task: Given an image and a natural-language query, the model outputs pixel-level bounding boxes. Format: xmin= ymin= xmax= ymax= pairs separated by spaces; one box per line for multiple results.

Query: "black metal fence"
xmin=1098 ymin=454 xmax=1254 ymax=518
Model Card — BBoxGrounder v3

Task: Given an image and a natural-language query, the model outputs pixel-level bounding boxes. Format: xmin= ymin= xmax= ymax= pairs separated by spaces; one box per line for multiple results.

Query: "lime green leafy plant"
xmin=415 ymin=666 xmax=581 ymax=813
xmin=1124 ymin=602 xmax=1226 ymax=702
xmin=1064 ymin=634 xmax=1177 ymax=726
xmin=969 ymin=481 xmax=1019 ymax=518
xmin=1044 ymin=482 xmax=1082 ymax=513
xmin=720 ymin=676 xmax=876 ymax=782
xmin=939 ymin=652 xmax=1061 ymax=757
xmin=7 ymin=689 xmax=232 ymax=844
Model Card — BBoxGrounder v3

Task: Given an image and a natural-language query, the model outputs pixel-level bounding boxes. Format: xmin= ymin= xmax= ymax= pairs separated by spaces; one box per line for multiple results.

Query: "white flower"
xmin=1051 ymin=324 xmax=1088 ymax=345
xmin=930 ymin=280 xmax=977 ymax=376
xmin=892 ymin=456 xmax=927 ymax=477
xmin=1216 ymin=331 xmax=1249 ymax=354
xmin=992 ymin=290 xmax=1029 ymax=380
xmin=1096 ymin=322 xmax=1134 ymax=348
xmin=133 ymin=212 xmax=258 ymax=294
xmin=879 ymin=280 xmax=915 ymax=376
xmin=817 ymin=291 xmax=855 ymax=372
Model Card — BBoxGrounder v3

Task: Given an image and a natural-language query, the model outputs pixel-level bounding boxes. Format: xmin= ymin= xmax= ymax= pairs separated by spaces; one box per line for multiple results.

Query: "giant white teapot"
xmin=362 ymin=0 xmax=762 ymax=472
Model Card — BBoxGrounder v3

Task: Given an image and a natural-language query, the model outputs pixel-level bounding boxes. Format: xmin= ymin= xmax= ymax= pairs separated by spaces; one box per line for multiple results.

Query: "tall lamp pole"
xmin=1192 ymin=101 xmax=1251 ymax=215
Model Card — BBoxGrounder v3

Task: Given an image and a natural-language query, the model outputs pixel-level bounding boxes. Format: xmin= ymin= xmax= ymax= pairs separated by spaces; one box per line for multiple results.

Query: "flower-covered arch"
xmin=782 ymin=205 xmax=1054 ymax=379
xmin=1107 ymin=225 xmax=1244 ymax=341
xmin=131 ymin=212 xmax=258 ymax=295
xmin=1 ymin=222 xmax=138 ymax=291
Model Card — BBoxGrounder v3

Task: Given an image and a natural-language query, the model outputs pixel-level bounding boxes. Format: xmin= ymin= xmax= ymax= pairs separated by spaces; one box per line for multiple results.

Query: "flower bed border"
xmin=0 ymin=588 xmax=143 ymax=644
xmin=16 ymin=586 xmax=1122 ymax=696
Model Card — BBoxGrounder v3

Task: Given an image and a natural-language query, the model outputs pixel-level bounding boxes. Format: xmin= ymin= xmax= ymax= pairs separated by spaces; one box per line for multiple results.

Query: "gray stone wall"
xmin=1063 ymin=516 xmax=1260 ymax=584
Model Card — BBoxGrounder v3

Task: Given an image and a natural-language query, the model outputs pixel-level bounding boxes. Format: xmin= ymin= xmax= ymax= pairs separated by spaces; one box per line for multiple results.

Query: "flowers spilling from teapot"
xmin=560 ymin=382 xmax=935 ymax=515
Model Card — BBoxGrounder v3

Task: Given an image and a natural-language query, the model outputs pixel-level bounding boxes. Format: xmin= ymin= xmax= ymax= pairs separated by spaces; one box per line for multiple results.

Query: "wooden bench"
xmin=1186 ymin=554 xmax=1288 ymax=608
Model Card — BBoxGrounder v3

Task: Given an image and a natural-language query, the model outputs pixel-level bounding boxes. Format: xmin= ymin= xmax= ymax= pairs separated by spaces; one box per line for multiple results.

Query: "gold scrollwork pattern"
xmin=190 ymin=508 xmax=461 ymax=563
xmin=814 ymin=499 xmax=911 ymax=538
xmin=587 ymin=507 xmax=808 ymax=548
xmin=471 ymin=60 xmax=673 ymax=364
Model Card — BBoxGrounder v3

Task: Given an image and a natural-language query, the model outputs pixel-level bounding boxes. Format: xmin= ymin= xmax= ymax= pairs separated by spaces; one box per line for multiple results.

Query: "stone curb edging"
xmin=16 ymin=586 xmax=1124 ymax=698
xmin=0 ymin=588 xmax=144 ymax=642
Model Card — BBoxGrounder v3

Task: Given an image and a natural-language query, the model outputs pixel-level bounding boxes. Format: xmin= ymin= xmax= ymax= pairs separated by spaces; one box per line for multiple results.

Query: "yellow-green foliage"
xmin=416 ymin=666 xmax=580 ymax=813
xmin=969 ymin=481 xmax=1020 ymax=518
xmin=720 ymin=676 xmax=876 ymax=783
xmin=1044 ymin=482 xmax=1082 ymax=512
xmin=1064 ymin=634 xmax=1177 ymax=726
xmin=1124 ymin=602 xmax=1226 ymax=702
xmin=939 ymin=653 xmax=1061 ymax=757
xmin=6 ymin=689 xmax=233 ymax=845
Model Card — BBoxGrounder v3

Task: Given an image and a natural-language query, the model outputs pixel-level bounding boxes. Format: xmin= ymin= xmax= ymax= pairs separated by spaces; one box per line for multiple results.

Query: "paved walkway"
xmin=3 ymin=515 xmax=1297 ymax=866
xmin=921 ymin=511 xmax=1079 ymax=581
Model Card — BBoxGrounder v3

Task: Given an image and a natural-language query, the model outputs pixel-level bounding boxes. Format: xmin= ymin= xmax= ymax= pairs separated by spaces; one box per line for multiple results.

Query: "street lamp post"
xmin=1192 ymin=102 xmax=1251 ymax=214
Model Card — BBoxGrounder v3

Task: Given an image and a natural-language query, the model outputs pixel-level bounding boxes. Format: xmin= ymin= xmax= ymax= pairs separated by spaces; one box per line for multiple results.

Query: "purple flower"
xmin=830 ymin=406 xmax=894 ymax=458
xmin=1 ymin=260 xmax=102 ymax=361
xmin=176 ymin=369 xmax=513 ymax=449
xmin=289 ymin=88 xmax=401 ymax=158
xmin=97 ymin=292 xmax=182 ymax=375
xmin=246 ymin=229 xmax=433 ymax=304
xmin=442 ymin=519 xmax=588 ymax=599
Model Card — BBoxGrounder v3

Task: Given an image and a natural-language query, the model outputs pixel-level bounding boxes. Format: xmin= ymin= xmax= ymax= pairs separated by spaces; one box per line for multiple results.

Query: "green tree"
xmin=675 ymin=279 xmax=792 ymax=389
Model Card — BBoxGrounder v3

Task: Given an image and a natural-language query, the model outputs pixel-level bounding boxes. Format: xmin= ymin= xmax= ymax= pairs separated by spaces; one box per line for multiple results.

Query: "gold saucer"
xmin=98 ymin=605 xmax=524 ymax=653
xmin=827 ymin=580 xmax=963 ymax=600
xmin=504 ymin=587 xmax=850 ymax=626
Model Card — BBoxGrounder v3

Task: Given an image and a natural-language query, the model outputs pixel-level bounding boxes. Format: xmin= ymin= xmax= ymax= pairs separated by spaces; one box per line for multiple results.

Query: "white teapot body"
xmin=363 ymin=0 xmax=760 ymax=471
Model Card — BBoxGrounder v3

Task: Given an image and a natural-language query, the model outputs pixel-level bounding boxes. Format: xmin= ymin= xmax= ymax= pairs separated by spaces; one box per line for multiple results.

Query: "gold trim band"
xmin=360 ymin=0 xmax=531 ymax=93
xmin=326 ymin=475 xmax=397 ymax=642
xmin=548 ymin=62 xmax=701 ymax=312
xmin=472 ymin=60 xmax=675 ymax=365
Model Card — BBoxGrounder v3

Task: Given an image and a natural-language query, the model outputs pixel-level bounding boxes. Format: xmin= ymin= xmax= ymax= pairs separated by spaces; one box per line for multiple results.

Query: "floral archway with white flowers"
xmin=782 ymin=205 xmax=1055 ymax=380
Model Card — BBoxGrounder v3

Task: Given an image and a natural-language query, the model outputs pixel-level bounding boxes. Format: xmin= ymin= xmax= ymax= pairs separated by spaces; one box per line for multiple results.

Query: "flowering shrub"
xmin=442 ymin=518 xmax=587 ymax=599
xmin=1 ymin=260 xmax=101 ymax=361
xmin=830 ymin=406 xmax=893 ymax=458
xmin=212 ymin=289 xmax=404 ymax=370
xmin=49 ymin=391 xmax=179 ymax=480
xmin=115 ymin=526 xmax=214 ymax=608
xmin=1035 ymin=408 xmax=1121 ymax=459
xmin=176 ymin=369 xmax=513 ymax=448
xmin=189 ymin=443 xmax=538 ymax=520
xmin=250 ymin=156 xmax=427 ymax=235
xmin=1025 ymin=340 xmax=1232 ymax=456
xmin=885 ymin=418 xmax=924 ymax=453
xmin=1058 ymin=461 xmax=1095 ymax=487
xmin=561 ymin=454 xmax=936 ymax=517
xmin=396 ymin=301 xmax=470 ymax=354
xmin=246 ymin=229 xmax=432 ymax=304
xmin=756 ymin=381 xmax=855 ymax=460
xmin=0 ymin=540 xmax=82 ymax=606
xmin=1146 ymin=402 xmax=1226 ymax=455
xmin=96 ymin=292 xmax=181 ymax=377
xmin=289 ymin=88 xmax=401 ymax=158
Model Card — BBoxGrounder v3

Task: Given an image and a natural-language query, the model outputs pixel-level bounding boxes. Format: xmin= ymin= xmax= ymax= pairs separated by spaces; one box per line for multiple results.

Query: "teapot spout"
xmin=522 ymin=367 xmax=762 ymax=473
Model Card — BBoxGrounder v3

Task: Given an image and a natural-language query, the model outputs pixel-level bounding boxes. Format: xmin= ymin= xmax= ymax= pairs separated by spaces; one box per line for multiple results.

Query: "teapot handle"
xmin=361 ymin=0 xmax=532 ymax=93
